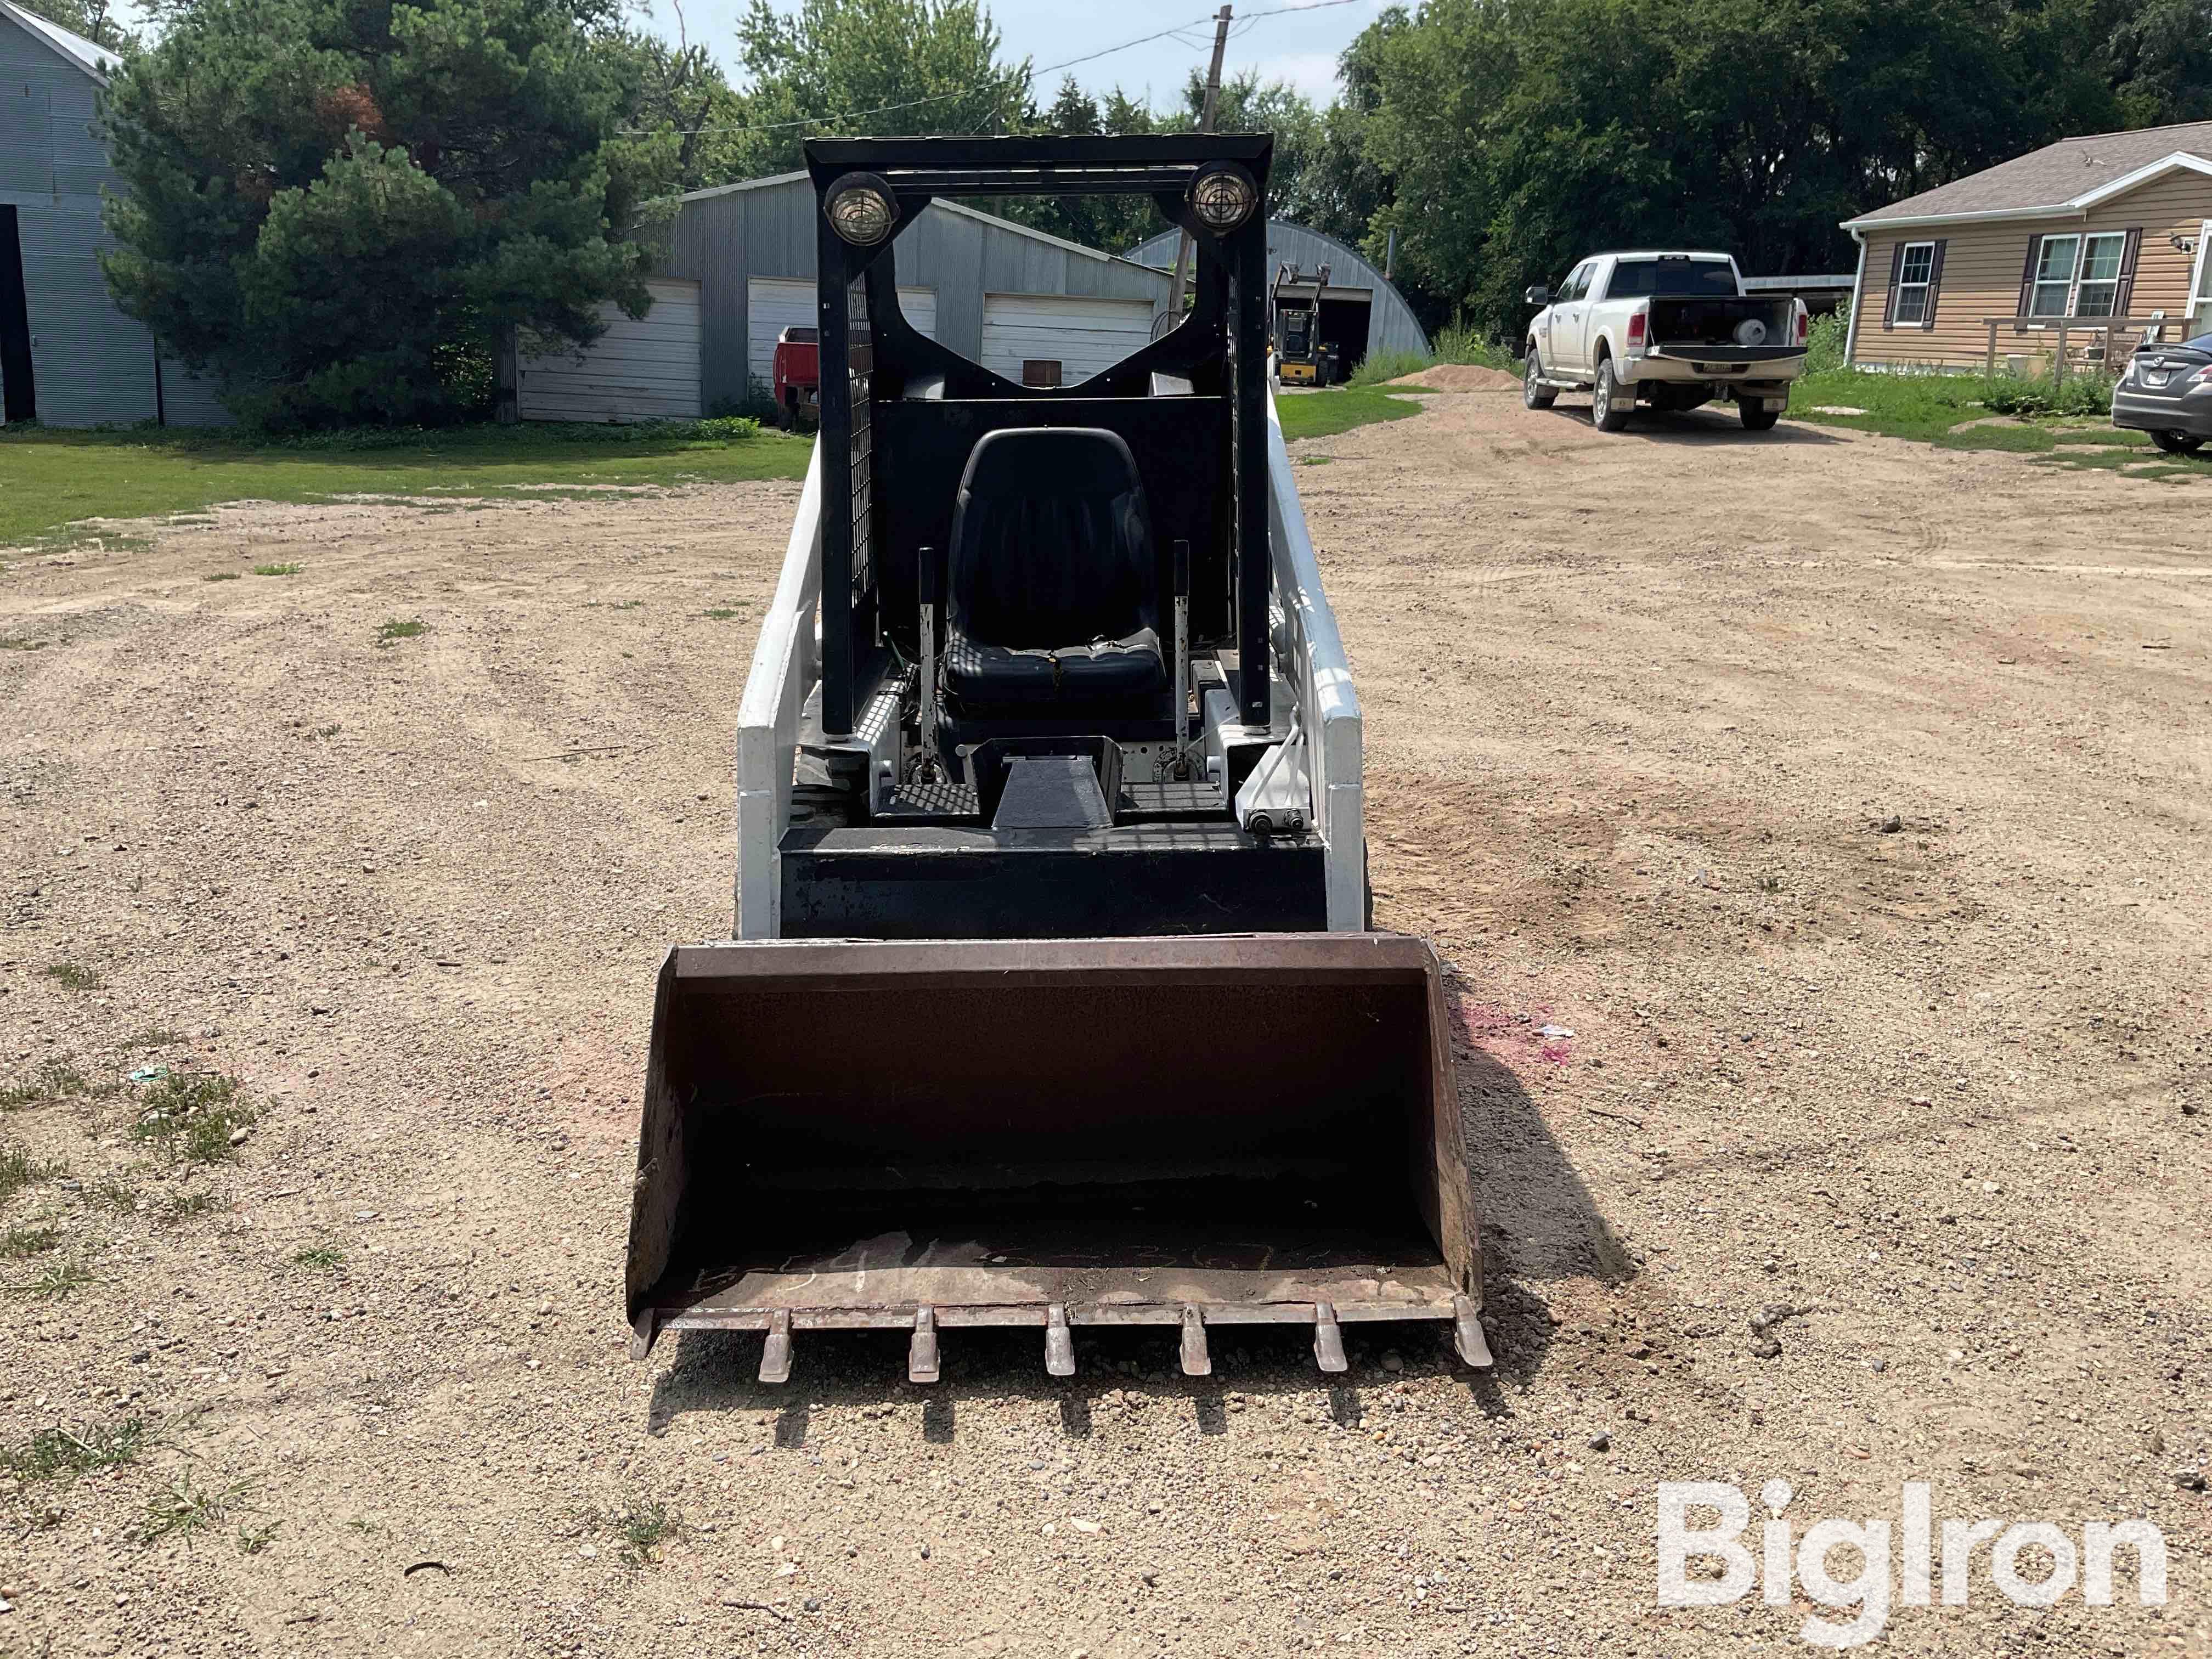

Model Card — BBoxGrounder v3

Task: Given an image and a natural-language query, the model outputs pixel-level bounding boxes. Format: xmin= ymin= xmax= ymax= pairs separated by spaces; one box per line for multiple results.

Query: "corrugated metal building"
xmin=0 ymin=0 xmax=224 ymax=426
xmin=652 ymin=172 xmax=1176 ymax=416
xmin=1130 ymin=218 xmax=1432 ymax=368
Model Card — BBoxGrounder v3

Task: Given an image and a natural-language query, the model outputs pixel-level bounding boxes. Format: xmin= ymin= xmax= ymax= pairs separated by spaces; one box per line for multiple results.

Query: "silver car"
xmin=2112 ymin=332 xmax=2212 ymax=456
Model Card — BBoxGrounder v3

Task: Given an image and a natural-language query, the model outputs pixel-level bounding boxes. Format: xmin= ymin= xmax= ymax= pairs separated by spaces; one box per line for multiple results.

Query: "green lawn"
xmin=1274 ymin=386 xmax=1425 ymax=442
xmin=1787 ymin=367 xmax=2210 ymax=479
xmin=0 ymin=420 xmax=814 ymax=550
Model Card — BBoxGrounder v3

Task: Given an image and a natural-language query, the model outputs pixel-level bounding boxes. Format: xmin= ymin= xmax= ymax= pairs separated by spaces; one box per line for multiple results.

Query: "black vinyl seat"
xmin=941 ymin=428 xmax=1166 ymax=715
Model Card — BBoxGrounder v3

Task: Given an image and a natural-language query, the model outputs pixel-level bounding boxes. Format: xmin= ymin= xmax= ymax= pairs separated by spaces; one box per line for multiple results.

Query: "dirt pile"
xmin=1386 ymin=362 xmax=1522 ymax=392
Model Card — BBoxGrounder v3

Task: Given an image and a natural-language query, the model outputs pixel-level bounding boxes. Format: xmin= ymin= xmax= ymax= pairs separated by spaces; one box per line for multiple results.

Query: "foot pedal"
xmin=909 ymin=1305 xmax=941 ymax=1384
xmin=759 ymin=1309 xmax=792 ymax=1384
xmin=1179 ymin=1305 xmax=1211 ymax=1377
xmin=1452 ymin=1294 xmax=1495 ymax=1369
xmin=1045 ymin=1304 xmax=1076 ymax=1377
xmin=1312 ymin=1302 xmax=1347 ymax=1373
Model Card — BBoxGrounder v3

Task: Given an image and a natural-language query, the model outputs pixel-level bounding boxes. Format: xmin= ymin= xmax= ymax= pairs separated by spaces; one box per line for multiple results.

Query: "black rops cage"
xmin=801 ymin=133 xmax=1277 ymax=738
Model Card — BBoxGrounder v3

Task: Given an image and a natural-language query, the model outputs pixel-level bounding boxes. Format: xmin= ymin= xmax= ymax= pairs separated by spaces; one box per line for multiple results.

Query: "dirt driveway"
xmin=1 ymin=397 xmax=2207 ymax=1658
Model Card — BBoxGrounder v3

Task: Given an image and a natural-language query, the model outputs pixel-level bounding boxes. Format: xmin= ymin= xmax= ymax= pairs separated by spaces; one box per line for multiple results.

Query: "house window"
xmin=2074 ymin=233 xmax=2127 ymax=316
xmin=1894 ymin=242 xmax=1936 ymax=324
xmin=2030 ymin=232 xmax=2128 ymax=318
xmin=2030 ymin=235 xmax=2080 ymax=317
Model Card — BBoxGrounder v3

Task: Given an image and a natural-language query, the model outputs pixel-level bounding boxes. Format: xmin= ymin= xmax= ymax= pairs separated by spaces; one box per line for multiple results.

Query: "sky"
xmin=101 ymin=0 xmax=1386 ymax=107
xmin=643 ymin=0 xmax=1386 ymax=107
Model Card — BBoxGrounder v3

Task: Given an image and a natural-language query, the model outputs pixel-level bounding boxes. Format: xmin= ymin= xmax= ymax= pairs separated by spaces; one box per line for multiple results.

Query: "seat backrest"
xmin=946 ymin=427 xmax=1156 ymax=647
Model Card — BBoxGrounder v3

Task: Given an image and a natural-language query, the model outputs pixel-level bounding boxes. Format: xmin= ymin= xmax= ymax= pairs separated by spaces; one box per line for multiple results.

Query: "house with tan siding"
xmin=1842 ymin=121 xmax=2212 ymax=372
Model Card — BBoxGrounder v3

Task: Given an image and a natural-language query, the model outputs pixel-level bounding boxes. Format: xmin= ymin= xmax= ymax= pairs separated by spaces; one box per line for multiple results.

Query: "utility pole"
xmin=1169 ymin=4 xmax=1233 ymax=317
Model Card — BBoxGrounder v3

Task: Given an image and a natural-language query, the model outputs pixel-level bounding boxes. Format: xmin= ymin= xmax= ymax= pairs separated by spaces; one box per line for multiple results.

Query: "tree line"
xmin=22 ymin=0 xmax=2209 ymax=425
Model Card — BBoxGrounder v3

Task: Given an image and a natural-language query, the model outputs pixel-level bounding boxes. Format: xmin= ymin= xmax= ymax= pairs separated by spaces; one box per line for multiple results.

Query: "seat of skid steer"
xmin=941 ymin=427 xmax=1167 ymax=712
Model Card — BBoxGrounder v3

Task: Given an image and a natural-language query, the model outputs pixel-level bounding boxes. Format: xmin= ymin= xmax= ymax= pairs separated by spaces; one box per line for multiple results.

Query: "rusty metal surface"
xmin=625 ymin=932 xmax=1480 ymax=1358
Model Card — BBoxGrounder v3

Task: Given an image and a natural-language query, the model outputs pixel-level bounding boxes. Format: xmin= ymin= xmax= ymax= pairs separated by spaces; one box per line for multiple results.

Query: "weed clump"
xmin=131 ymin=1073 xmax=255 ymax=1163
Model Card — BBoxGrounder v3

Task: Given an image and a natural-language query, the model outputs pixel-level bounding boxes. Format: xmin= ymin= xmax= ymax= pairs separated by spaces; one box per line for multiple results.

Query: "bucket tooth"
xmin=1312 ymin=1301 xmax=1347 ymax=1373
xmin=759 ymin=1309 xmax=793 ymax=1384
xmin=1178 ymin=1305 xmax=1211 ymax=1377
xmin=1045 ymin=1304 xmax=1076 ymax=1377
xmin=628 ymin=1308 xmax=657 ymax=1361
xmin=1452 ymin=1294 xmax=1495 ymax=1370
xmin=909 ymin=1305 xmax=941 ymax=1384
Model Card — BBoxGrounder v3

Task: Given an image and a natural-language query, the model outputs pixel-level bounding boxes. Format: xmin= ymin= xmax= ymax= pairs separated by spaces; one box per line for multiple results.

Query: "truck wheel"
xmin=1740 ymin=402 xmax=1782 ymax=432
xmin=1523 ymin=348 xmax=1556 ymax=409
xmin=1590 ymin=355 xmax=1632 ymax=432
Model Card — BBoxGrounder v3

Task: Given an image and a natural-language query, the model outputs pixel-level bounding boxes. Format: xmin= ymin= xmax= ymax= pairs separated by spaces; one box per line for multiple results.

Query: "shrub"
xmin=1803 ymin=309 xmax=1850 ymax=375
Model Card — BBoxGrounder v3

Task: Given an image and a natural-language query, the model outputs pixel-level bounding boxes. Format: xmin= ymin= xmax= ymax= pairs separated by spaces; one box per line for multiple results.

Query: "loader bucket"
xmin=624 ymin=933 xmax=1488 ymax=1377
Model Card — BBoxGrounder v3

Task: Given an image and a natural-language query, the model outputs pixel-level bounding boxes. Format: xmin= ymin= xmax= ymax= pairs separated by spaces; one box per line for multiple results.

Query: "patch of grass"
xmin=130 ymin=1071 xmax=254 ymax=1164
xmin=1 ymin=1059 xmax=92 ymax=1110
xmin=0 ymin=635 xmax=48 ymax=650
xmin=375 ymin=618 xmax=426 ymax=647
xmin=42 ymin=961 xmax=100 ymax=991
xmin=0 ymin=1144 xmax=68 ymax=1201
xmin=201 ymin=572 xmax=241 ymax=582
xmin=610 ymin=599 xmax=644 ymax=611
xmin=158 ymin=1188 xmax=224 ymax=1225
xmin=1 ymin=1223 xmax=60 ymax=1257
xmin=1787 ymin=368 xmax=2198 ymax=476
xmin=580 ymin=1499 xmax=685 ymax=1568
xmin=143 ymin=1471 xmax=250 ymax=1544
xmin=86 ymin=1177 xmax=143 ymax=1214
xmin=0 ymin=420 xmax=806 ymax=550
xmin=9 ymin=1255 xmax=94 ymax=1300
xmin=236 ymin=1519 xmax=280 ymax=1555
xmin=1 ymin=1415 xmax=148 ymax=1482
xmin=290 ymin=1244 xmax=344 ymax=1271
xmin=701 ymin=607 xmax=743 ymax=620
xmin=617 ymin=1500 xmax=682 ymax=1567
xmin=125 ymin=1028 xmax=185 ymax=1049
xmin=1274 ymin=386 xmax=1425 ymax=443
xmin=251 ymin=562 xmax=302 ymax=577
xmin=1301 ymin=456 xmax=1334 ymax=466
xmin=1346 ymin=347 xmax=1434 ymax=388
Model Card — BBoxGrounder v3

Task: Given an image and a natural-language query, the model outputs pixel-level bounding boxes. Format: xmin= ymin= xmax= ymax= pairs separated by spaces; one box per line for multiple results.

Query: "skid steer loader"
xmin=625 ymin=134 xmax=1491 ymax=1384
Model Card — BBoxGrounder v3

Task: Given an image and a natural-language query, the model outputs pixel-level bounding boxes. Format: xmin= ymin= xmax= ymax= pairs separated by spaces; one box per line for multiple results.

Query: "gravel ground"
xmin=0 ymin=402 xmax=2207 ymax=1658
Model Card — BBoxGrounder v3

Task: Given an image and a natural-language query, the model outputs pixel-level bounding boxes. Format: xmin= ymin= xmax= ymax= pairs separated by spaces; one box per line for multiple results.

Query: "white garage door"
xmin=746 ymin=278 xmax=938 ymax=386
xmin=980 ymin=293 xmax=1158 ymax=385
xmin=517 ymin=278 xmax=701 ymax=422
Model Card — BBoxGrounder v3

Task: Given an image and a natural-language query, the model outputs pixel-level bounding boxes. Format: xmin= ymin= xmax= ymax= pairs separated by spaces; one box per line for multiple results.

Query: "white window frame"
xmin=2030 ymin=234 xmax=2081 ymax=318
xmin=2072 ymin=232 xmax=2127 ymax=318
xmin=2029 ymin=231 xmax=2128 ymax=319
xmin=1894 ymin=241 xmax=1936 ymax=324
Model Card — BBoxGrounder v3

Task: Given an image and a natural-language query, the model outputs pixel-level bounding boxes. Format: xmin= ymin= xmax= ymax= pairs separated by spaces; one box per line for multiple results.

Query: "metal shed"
xmin=1129 ymin=218 xmax=1432 ymax=367
xmin=661 ymin=172 xmax=1175 ymax=415
xmin=0 ymin=0 xmax=224 ymax=426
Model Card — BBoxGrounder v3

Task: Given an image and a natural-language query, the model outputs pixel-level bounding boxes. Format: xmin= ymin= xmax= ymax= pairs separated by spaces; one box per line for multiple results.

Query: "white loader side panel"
xmin=733 ymin=441 xmax=823 ymax=938
xmin=1263 ymin=386 xmax=1365 ymax=930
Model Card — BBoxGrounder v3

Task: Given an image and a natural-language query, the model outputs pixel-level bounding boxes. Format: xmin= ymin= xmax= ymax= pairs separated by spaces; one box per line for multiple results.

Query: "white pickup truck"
xmin=1521 ymin=251 xmax=1808 ymax=432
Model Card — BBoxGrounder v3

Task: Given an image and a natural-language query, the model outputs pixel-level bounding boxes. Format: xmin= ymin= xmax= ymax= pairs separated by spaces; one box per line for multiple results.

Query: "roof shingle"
xmin=1847 ymin=121 xmax=2212 ymax=227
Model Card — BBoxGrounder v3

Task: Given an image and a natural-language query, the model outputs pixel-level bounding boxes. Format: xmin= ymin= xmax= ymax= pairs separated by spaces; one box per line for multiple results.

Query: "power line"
xmin=620 ymin=0 xmax=1365 ymax=139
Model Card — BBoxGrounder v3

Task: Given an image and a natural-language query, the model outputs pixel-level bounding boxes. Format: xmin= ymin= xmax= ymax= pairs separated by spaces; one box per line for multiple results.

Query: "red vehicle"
xmin=771 ymin=325 xmax=819 ymax=430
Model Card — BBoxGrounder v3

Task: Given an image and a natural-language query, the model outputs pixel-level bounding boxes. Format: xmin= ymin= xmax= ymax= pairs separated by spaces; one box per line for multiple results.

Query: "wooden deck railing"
xmin=1979 ymin=315 xmax=2170 ymax=382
